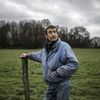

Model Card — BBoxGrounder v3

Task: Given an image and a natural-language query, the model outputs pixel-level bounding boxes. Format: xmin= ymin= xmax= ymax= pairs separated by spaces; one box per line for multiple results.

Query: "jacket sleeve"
xmin=26 ymin=50 xmax=43 ymax=63
xmin=56 ymin=43 xmax=79 ymax=77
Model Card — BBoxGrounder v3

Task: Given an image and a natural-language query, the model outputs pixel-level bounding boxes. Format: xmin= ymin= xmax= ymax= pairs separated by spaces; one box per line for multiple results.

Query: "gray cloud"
xmin=0 ymin=0 xmax=100 ymax=37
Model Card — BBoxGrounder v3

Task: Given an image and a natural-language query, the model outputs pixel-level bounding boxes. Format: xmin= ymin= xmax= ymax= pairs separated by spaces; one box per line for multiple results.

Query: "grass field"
xmin=0 ymin=49 xmax=100 ymax=100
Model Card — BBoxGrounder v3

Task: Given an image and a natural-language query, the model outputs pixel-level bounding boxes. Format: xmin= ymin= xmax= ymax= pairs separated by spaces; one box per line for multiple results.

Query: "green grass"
xmin=0 ymin=49 xmax=100 ymax=100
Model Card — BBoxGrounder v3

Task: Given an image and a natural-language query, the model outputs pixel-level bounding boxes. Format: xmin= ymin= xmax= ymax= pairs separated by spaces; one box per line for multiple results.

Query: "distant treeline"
xmin=0 ymin=19 xmax=100 ymax=48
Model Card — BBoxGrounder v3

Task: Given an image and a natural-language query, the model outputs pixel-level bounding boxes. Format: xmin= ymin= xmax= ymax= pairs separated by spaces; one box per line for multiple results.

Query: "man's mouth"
xmin=51 ymin=37 xmax=56 ymax=39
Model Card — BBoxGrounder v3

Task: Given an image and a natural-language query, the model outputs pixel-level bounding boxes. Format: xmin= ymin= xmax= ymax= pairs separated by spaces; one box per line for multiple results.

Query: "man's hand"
xmin=20 ymin=53 xmax=27 ymax=58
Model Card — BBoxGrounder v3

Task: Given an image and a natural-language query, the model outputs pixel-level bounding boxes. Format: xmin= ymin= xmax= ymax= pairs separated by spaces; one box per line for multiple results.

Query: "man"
xmin=20 ymin=25 xmax=79 ymax=100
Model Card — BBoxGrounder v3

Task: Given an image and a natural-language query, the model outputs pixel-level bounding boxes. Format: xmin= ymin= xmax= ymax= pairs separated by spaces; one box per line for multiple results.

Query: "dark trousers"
xmin=44 ymin=80 xmax=71 ymax=100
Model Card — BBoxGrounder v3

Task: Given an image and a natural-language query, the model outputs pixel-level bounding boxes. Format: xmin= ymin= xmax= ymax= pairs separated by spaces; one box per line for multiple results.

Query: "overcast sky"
xmin=0 ymin=0 xmax=100 ymax=37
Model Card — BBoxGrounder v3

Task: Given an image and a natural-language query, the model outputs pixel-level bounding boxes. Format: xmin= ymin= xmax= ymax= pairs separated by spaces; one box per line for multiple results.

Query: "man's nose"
xmin=51 ymin=32 xmax=55 ymax=36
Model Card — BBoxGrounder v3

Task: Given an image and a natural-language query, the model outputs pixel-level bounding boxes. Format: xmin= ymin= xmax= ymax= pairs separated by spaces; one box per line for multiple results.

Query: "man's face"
xmin=46 ymin=28 xmax=58 ymax=42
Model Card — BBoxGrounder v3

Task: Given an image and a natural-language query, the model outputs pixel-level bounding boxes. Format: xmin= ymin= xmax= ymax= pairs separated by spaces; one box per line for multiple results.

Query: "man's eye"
xmin=49 ymin=31 xmax=52 ymax=34
xmin=53 ymin=31 xmax=56 ymax=33
xmin=48 ymin=31 xmax=56 ymax=34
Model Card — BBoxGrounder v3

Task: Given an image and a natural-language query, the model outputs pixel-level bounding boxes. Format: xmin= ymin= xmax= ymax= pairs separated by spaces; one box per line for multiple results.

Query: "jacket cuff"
xmin=56 ymin=67 xmax=67 ymax=77
xmin=53 ymin=70 xmax=62 ymax=78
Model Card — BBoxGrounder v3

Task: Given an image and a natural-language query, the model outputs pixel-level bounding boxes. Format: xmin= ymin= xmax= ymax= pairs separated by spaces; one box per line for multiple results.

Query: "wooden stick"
xmin=22 ymin=58 xmax=30 ymax=100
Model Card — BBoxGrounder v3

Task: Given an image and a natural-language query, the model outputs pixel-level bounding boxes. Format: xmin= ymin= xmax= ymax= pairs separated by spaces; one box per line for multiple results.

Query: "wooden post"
xmin=22 ymin=58 xmax=30 ymax=100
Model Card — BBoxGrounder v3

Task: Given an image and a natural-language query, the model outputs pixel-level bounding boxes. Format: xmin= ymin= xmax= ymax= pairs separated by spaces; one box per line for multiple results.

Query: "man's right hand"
xmin=20 ymin=53 xmax=27 ymax=58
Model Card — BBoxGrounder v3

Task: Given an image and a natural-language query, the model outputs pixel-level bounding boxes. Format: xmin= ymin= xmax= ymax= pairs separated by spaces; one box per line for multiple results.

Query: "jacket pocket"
xmin=46 ymin=69 xmax=65 ymax=83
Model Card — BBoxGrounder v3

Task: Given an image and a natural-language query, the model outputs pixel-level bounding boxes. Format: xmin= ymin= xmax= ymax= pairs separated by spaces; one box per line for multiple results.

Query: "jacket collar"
xmin=44 ymin=38 xmax=61 ymax=52
xmin=51 ymin=38 xmax=61 ymax=50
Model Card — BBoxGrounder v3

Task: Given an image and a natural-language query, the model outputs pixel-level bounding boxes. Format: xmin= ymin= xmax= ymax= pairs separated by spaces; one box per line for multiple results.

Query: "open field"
xmin=0 ymin=49 xmax=100 ymax=100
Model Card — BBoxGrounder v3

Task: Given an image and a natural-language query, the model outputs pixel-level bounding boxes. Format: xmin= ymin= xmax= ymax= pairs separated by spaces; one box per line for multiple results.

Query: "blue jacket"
xmin=27 ymin=39 xmax=79 ymax=83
